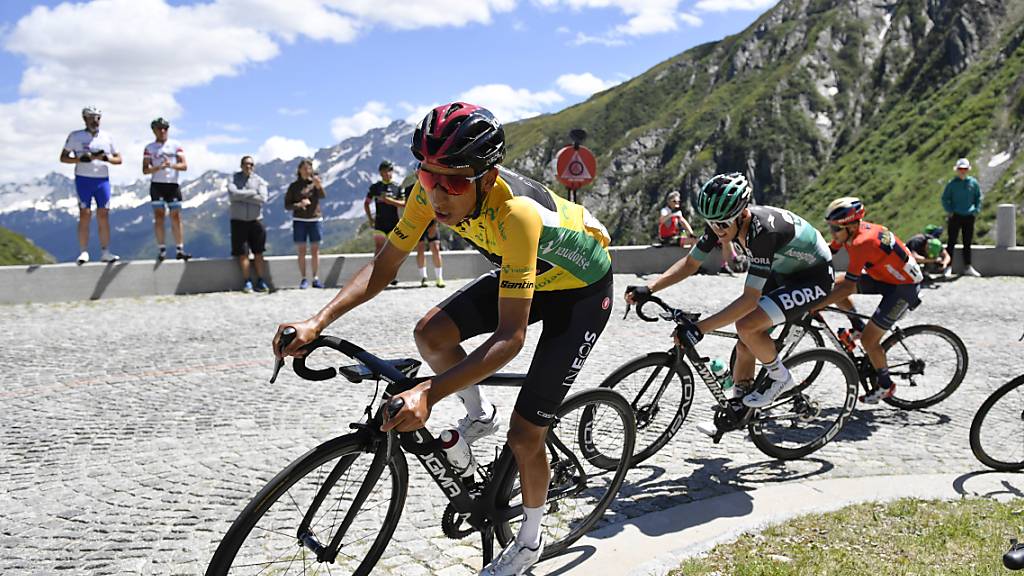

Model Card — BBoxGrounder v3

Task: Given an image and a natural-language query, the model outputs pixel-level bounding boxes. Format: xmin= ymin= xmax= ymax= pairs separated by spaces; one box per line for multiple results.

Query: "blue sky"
xmin=0 ymin=0 xmax=775 ymax=183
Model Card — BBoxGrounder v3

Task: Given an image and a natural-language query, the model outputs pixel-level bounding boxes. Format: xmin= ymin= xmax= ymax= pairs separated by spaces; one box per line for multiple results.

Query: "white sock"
xmin=765 ymin=356 xmax=790 ymax=383
xmin=435 ymin=267 xmax=444 ymax=282
xmin=419 ymin=266 xmax=427 ymax=279
xmin=456 ymin=385 xmax=489 ymax=420
xmin=517 ymin=505 xmax=544 ymax=548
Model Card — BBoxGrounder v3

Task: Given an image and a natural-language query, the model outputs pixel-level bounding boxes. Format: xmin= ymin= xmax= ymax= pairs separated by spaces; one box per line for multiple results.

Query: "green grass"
xmin=674 ymin=498 xmax=1024 ymax=576
xmin=0 ymin=225 xmax=54 ymax=265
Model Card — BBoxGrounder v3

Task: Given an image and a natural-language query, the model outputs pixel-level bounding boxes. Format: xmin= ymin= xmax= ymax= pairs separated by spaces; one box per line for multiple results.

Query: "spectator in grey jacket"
xmin=228 ymin=155 xmax=270 ymax=292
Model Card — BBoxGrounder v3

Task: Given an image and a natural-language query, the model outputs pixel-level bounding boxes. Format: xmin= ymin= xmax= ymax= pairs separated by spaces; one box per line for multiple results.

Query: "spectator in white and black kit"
xmin=228 ymin=156 xmax=269 ymax=293
xmin=285 ymin=159 xmax=326 ymax=289
xmin=60 ymin=105 xmax=122 ymax=264
xmin=143 ymin=117 xmax=190 ymax=261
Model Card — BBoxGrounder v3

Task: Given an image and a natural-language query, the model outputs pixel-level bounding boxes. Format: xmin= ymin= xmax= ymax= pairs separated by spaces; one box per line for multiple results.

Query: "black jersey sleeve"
xmin=686 ymin=224 xmax=720 ymax=262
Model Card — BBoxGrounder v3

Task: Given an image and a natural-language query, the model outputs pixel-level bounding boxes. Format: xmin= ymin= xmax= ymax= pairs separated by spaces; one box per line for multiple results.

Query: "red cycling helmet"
xmin=411 ymin=102 xmax=505 ymax=174
xmin=824 ymin=197 xmax=865 ymax=225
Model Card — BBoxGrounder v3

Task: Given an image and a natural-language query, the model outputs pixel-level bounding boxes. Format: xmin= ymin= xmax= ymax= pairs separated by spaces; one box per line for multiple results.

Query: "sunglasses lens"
xmin=418 ymin=169 xmax=473 ymax=195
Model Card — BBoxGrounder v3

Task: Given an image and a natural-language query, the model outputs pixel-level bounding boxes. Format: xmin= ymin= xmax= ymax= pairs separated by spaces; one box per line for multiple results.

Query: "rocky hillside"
xmin=0 ymin=225 xmax=53 ymax=265
xmin=504 ymin=0 xmax=1024 ymax=244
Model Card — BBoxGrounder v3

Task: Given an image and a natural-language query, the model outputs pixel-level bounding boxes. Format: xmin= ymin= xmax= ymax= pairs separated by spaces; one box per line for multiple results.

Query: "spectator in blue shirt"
xmin=941 ymin=157 xmax=982 ymax=278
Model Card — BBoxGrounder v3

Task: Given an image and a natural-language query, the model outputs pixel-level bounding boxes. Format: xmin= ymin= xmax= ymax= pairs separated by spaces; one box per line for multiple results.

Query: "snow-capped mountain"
xmin=0 ymin=120 xmax=416 ymax=261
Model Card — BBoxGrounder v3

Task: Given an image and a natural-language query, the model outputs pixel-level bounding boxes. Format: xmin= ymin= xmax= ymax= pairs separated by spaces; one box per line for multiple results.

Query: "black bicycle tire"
xmin=749 ymin=348 xmax=858 ymax=460
xmin=597 ymin=352 xmax=694 ymax=467
xmin=881 ymin=324 xmax=968 ymax=410
xmin=970 ymin=374 xmax=1024 ymax=471
xmin=492 ymin=388 xmax=636 ymax=559
xmin=205 ymin=433 xmax=408 ymax=576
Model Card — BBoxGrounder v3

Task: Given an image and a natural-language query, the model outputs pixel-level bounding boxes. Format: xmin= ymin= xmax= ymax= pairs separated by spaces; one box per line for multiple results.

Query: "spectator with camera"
xmin=285 ymin=159 xmax=326 ymax=289
xmin=60 ymin=105 xmax=122 ymax=264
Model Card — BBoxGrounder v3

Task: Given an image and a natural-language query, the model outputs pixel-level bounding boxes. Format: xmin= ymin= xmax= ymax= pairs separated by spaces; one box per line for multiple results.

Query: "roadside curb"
xmin=534 ymin=471 xmax=1024 ymax=575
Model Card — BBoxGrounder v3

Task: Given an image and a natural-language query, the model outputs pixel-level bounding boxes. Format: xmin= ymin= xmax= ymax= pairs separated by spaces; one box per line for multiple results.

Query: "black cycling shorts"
xmin=420 ymin=221 xmax=440 ymax=243
xmin=857 ymin=276 xmax=921 ymax=331
xmin=230 ymin=219 xmax=267 ymax=256
xmin=150 ymin=182 xmax=182 ymax=209
xmin=758 ymin=262 xmax=835 ymax=326
xmin=436 ymin=269 xmax=614 ymax=426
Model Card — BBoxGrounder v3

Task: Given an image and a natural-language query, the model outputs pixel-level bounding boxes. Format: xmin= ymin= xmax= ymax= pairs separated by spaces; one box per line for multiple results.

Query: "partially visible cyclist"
xmin=275 ymin=102 xmax=614 ymax=576
xmin=625 ymin=173 xmax=834 ymax=413
xmin=812 ymin=197 xmax=923 ymax=403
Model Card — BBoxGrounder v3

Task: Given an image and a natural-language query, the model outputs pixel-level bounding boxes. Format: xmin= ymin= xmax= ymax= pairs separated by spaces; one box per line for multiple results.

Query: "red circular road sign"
xmin=555 ymin=145 xmax=597 ymax=189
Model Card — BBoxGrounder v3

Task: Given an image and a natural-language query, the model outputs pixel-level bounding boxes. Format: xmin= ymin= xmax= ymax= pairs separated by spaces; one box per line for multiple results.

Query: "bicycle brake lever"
xmin=623 ymin=303 xmax=632 ymax=320
xmin=270 ymin=327 xmax=297 ymax=384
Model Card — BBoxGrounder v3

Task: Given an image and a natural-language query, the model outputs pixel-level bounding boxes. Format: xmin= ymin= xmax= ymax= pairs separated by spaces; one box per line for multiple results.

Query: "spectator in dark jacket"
xmin=941 ymin=158 xmax=982 ymax=277
xmin=285 ymin=159 xmax=326 ymax=289
xmin=228 ymin=155 xmax=269 ymax=292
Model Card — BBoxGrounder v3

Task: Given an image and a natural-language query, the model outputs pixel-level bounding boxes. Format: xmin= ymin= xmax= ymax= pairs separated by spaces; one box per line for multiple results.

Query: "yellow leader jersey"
xmin=389 ymin=167 xmax=612 ymax=299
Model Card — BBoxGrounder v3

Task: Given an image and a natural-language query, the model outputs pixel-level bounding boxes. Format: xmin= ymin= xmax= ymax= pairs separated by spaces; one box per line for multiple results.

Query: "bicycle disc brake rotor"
xmin=442 ymin=504 xmax=475 ymax=539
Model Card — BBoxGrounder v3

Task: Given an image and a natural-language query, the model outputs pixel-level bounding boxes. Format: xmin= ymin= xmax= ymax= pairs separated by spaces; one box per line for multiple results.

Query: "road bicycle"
xmin=969 ymin=331 xmax=1024 ymax=472
xmin=760 ymin=307 xmax=968 ymax=410
xmin=600 ymin=294 xmax=857 ymax=465
xmin=206 ymin=331 xmax=636 ymax=575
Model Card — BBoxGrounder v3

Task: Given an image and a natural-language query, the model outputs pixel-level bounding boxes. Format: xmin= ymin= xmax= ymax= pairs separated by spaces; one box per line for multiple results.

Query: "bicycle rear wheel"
xmin=881 ymin=324 xmax=968 ymax=410
xmin=597 ymin=352 xmax=694 ymax=467
xmin=493 ymin=388 xmax=635 ymax=559
xmin=750 ymin=348 xmax=858 ymax=460
xmin=970 ymin=375 xmax=1024 ymax=471
xmin=206 ymin=433 xmax=408 ymax=576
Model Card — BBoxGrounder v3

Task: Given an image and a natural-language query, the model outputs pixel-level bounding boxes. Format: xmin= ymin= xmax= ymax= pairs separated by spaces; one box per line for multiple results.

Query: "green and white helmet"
xmin=696 ymin=172 xmax=751 ymax=221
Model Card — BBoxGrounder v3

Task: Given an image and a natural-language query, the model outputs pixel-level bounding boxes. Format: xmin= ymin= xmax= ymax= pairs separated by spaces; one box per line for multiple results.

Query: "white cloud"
xmin=180 ymin=134 xmax=249 ymax=176
xmin=456 ymin=84 xmax=564 ymax=122
xmin=277 ymin=107 xmax=308 ymax=117
xmin=573 ymin=32 xmax=629 ymax=47
xmin=255 ymin=136 xmax=313 ymax=162
xmin=543 ymin=0 xmax=701 ymax=45
xmin=694 ymin=0 xmax=777 ymax=12
xmin=555 ymin=73 xmax=620 ymax=97
xmin=678 ymin=12 xmax=704 ymax=26
xmin=330 ymin=101 xmax=393 ymax=141
xmin=0 ymin=0 xmax=522 ymax=183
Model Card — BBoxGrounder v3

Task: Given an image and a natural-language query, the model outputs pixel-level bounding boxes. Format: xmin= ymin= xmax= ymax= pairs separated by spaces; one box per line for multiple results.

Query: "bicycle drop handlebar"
xmin=626 ymin=293 xmax=701 ymax=325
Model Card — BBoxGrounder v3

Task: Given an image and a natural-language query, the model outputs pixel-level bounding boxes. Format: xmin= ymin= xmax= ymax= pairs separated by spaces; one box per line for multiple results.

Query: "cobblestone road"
xmin=2 ymin=273 xmax=1022 ymax=575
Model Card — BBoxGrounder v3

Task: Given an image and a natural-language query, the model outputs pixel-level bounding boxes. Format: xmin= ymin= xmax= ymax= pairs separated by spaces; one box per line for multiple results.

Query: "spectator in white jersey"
xmin=143 ymin=117 xmax=190 ymax=261
xmin=60 ymin=105 xmax=122 ymax=264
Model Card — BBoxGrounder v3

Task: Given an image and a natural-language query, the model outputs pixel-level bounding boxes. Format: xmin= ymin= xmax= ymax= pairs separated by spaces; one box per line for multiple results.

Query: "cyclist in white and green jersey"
xmin=626 ymin=173 xmax=834 ymax=413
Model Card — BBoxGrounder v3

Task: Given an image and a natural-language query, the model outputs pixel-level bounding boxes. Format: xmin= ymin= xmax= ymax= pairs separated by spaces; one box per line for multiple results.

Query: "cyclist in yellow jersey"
xmin=275 ymin=102 xmax=613 ymax=576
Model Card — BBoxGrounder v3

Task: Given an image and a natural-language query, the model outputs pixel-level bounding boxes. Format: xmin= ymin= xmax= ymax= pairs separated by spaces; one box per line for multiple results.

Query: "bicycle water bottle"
xmin=709 ymin=359 xmax=734 ymax=392
xmin=837 ymin=328 xmax=857 ymax=353
xmin=439 ymin=429 xmax=477 ymax=480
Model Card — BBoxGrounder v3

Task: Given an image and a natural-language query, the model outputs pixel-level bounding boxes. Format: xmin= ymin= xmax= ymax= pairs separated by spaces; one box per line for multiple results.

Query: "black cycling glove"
xmin=674 ymin=318 xmax=704 ymax=348
xmin=626 ymin=285 xmax=652 ymax=302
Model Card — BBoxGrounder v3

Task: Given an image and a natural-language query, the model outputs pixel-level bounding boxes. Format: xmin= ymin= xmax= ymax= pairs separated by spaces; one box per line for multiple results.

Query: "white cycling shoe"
xmin=479 ymin=537 xmax=544 ymax=576
xmin=742 ymin=374 xmax=797 ymax=408
xmin=456 ymin=402 xmax=500 ymax=445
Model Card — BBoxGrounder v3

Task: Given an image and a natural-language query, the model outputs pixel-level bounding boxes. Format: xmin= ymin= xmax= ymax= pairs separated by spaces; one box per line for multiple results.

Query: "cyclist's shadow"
xmin=834 ymin=407 xmax=951 ymax=443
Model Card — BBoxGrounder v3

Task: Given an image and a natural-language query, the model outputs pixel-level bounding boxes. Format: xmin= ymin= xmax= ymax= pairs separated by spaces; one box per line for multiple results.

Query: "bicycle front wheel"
xmin=750 ymin=348 xmax=858 ymax=460
xmin=882 ymin=324 xmax=968 ymax=410
xmin=206 ymin=433 xmax=408 ymax=576
xmin=970 ymin=375 xmax=1024 ymax=471
xmin=493 ymin=388 xmax=636 ymax=559
xmin=597 ymin=352 xmax=694 ymax=467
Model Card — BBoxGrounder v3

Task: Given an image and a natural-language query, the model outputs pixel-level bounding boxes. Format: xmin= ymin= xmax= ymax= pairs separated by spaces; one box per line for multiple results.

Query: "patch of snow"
xmin=815 ymin=112 xmax=832 ymax=127
xmin=989 ymin=152 xmax=1011 ymax=168
xmin=879 ymin=12 xmax=892 ymax=40
xmin=0 ymin=183 xmax=58 ymax=214
xmin=108 ymin=191 xmax=148 ymax=210
xmin=338 ymin=200 xmax=366 ymax=219
xmin=181 ymin=188 xmax=221 ymax=209
xmin=827 ymin=86 xmax=839 ymax=97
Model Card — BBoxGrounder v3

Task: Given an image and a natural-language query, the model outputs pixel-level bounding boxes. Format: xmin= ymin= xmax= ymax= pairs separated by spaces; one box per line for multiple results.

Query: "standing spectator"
xmin=60 ymin=105 xmax=122 ymax=264
xmin=905 ymin=225 xmax=951 ymax=277
xmin=285 ymin=159 xmax=326 ymax=289
xmin=657 ymin=191 xmax=696 ymax=248
xmin=228 ymin=156 xmax=269 ymax=293
xmin=142 ymin=117 xmax=190 ymax=261
xmin=402 ymin=183 xmax=444 ymax=287
xmin=941 ymin=157 xmax=982 ymax=277
xmin=365 ymin=160 xmax=405 ymax=253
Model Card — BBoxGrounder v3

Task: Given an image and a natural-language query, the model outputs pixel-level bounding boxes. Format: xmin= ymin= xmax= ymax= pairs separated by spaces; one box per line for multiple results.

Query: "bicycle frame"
xmin=287 ymin=336 xmax=572 ymax=565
